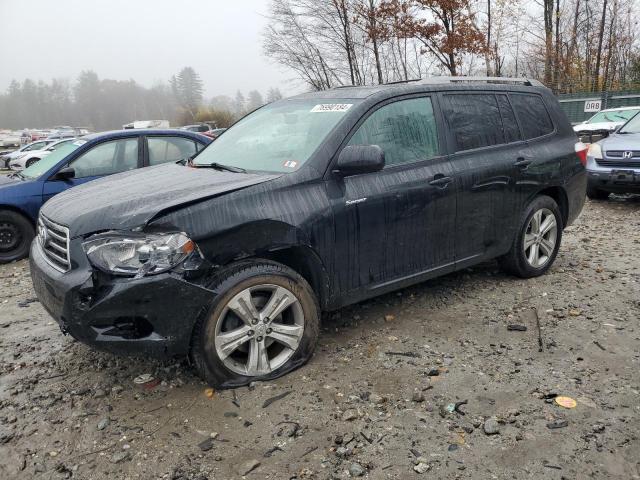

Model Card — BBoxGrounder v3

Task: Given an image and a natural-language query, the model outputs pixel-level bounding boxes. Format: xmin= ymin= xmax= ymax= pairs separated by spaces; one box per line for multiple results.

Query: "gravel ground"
xmin=0 ymin=196 xmax=638 ymax=480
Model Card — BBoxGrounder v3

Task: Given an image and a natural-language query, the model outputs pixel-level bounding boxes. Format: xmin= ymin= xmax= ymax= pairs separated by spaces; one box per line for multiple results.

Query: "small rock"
xmin=198 ymin=438 xmax=214 ymax=452
xmin=237 ymin=459 xmax=260 ymax=476
xmin=483 ymin=417 xmax=500 ymax=435
xmin=111 ymin=385 xmax=124 ymax=395
xmin=384 ymin=315 xmax=395 ymax=322
xmin=0 ymin=426 xmax=14 ymax=444
xmin=342 ymin=409 xmax=358 ymax=421
xmin=97 ymin=418 xmax=110 ymax=431
xmin=110 ymin=451 xmax=130 ymax=464
xmin=369 ymin=393 xmax=386 ymax=405
xmin=547 ymin=419 xmax=569 ymax=429
xmin=412 ymin=391 xmax=425 ymax=403
xmin=413 ymin=462 xmax=430 ymax=474
xmin=349 ymin=462 xmax=365 ymax=477
xmin=93 ymin=389 xmax=107 ymax=399
xmin=427 ymin=369 xmax=440 ymax=377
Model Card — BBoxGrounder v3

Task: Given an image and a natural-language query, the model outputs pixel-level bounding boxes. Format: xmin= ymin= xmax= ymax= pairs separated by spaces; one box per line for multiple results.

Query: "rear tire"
xmin=499 ymin=195 xmax=563 ymax=278
xmin=0 ymin=210 xmax=34 ymax=263
xmin=190 ymin=260 xmax=320 ymax=389
xmin=586 ymin=186 xmax=609 ymax=200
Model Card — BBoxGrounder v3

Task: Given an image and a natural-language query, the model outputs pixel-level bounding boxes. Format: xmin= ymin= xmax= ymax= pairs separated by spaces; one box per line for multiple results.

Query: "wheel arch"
xmin=534 ymin=186 xmax=569 ymax=228
xmin=0 ymin=204 xmax=36 ymax=225
xmin=198 ymin=220 xmax=331 ymax=309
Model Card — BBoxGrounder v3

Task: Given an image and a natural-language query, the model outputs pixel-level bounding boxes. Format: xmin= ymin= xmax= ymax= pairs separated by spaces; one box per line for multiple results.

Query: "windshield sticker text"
xmin=311 ymin=104 xmax=353 ymax=113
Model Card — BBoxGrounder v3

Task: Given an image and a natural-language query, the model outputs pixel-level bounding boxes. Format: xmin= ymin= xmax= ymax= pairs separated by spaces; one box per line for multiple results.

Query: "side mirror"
xmin=334 ymin=145 xmax=385 ymax=176
xmin=51 ymin=167 xmax=75 ymax=181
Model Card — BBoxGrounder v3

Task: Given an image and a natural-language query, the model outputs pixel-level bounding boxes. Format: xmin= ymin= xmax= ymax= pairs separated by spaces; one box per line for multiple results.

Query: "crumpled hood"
xmin=573 ymin=121 xmax=621 ymax=132
xmin=41 ymin=163 xmax=280 ymax=237
xmin=599 ymin=132 xmax=640 ymax=152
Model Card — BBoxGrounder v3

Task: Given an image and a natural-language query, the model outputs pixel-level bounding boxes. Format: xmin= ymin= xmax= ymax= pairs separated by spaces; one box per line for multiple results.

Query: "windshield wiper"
xmin=9 ymin=171 xmax=25 ymax=180
xmin=192 ymin=162 xmax=247 ymax=173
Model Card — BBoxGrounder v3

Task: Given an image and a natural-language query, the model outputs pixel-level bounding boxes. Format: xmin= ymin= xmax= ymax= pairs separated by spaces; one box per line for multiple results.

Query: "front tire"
xmin=0 ymin=210 xmax=35 ymax=263
xmin=190 ymin=260 xmax=320 ymax=388
xmin=499 ymin=195 xmax=563 ymax=278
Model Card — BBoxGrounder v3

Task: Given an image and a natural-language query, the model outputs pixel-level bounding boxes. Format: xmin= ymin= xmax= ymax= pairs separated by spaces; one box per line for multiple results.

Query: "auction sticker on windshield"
xmin=311 ymin=104 xmax=353 ymax=113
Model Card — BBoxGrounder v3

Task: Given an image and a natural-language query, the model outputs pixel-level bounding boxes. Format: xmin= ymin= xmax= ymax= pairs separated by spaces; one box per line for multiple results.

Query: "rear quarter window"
xmin=510 ymin=94 xmax=554 ymax=139
xmin=441 ymin=94 xmax=505 ymax=151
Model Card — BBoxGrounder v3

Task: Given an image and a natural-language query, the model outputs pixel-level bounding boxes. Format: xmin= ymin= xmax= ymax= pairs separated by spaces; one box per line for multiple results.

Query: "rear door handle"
xmin=429 ymin=174 xmax=453 ymax=187
xmin=514 ymin=157 xmax=533 ymax=168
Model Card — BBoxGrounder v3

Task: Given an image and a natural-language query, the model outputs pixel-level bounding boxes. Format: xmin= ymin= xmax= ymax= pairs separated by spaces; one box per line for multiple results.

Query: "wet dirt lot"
xmin=0 ymin=197 xmax=639 ymax=480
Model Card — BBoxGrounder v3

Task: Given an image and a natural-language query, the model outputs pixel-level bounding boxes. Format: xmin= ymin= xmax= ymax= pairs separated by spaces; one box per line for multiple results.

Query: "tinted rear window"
xmin=442 ymin=94 xmax=505 ymax=151
xmin=510 ymin=94 xmax=554 ymax=139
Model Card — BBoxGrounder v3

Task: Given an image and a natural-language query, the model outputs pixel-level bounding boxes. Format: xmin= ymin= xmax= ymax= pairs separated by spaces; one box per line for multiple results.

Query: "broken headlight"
xmin=82 ymin=232 xmax=197 ymax=277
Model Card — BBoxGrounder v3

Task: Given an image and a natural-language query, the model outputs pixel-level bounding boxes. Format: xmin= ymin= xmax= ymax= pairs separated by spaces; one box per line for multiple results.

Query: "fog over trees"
xmin=0 ymin=67 xmax=283 ymax=130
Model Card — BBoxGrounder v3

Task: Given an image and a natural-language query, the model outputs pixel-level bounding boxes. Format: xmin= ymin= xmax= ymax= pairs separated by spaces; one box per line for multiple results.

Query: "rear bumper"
xmin=565 ymin=169 xmax=587 ymax=227
xmin=30 ymin=239 xmax=214 ymax=358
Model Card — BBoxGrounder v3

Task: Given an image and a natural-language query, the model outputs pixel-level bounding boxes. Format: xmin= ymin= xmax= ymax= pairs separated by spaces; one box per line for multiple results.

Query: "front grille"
xmin=37 ymin=215 xmax=71 ymax=272
xmin=605 ymin=150 xmax=640 ymax=159
xmin=596 ymin=159 xmax=640 ymax=168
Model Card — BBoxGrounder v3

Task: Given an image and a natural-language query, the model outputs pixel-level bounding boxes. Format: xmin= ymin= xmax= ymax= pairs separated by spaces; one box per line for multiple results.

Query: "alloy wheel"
xmin=523 ymin=208 xmax=558 ymax=268
xmin=214 ymin=284 xmax=305 ymax=376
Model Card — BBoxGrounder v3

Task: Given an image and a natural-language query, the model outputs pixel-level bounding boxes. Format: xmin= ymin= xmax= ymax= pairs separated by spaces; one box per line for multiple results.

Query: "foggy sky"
xmin=0 ymin=0 xmax=294 ymax=98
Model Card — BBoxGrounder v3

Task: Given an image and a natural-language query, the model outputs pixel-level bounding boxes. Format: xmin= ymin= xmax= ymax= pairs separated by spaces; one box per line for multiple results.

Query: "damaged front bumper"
xmin=30 ymin=239 xmax=213 ymax=358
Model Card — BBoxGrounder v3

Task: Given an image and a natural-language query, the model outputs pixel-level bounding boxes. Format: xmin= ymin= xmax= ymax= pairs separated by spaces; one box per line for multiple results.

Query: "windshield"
xmin=588 ymin=109 xmax=640 ymax=123
xmin=21 ymin=142 xmax=81 ymax=179
xmin=193 ymin=99 xmax=357 ymax=173
xmin=619 ymin=112 xmax=640 ymax=134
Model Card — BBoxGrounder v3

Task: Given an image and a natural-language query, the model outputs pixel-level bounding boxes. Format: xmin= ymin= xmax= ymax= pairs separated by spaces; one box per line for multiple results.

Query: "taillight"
xmin=575 ymin=142 xmax=588 ymax=166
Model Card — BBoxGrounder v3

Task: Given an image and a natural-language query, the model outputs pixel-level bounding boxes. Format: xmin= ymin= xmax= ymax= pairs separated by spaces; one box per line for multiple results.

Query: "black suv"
xmin=30 ymin=77 xmax=587 ymax=388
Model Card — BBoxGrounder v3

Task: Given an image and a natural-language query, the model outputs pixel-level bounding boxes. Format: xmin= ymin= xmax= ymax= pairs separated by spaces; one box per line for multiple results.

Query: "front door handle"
xmin=429 ymin=174 xmax=453 ymax=187
xmin=514 ymin=157 xmax=533 ymax=168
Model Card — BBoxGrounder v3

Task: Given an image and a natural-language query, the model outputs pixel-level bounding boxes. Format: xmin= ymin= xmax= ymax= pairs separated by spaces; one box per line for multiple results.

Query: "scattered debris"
xmin=385 ymin=351 xmax=420 ymax=358
xmin=237 ymin=459 xmax=260 ymax=476
xmin=593 ymin=340 xmax=606 ymax=351
xmin=262 ymin=390 xmax=292 ymax=408
xmin=555 ymin=396 xmax=577 ymax=409
xmin=507 ymin=324 xmax=527 ymax=331
xmin=133 ymin=373 xmax=155 ymax=385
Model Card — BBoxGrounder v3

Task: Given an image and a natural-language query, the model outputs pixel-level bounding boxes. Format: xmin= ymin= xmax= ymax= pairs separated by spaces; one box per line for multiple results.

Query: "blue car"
xmin=0 ymin=129 xmax=211 ymax=262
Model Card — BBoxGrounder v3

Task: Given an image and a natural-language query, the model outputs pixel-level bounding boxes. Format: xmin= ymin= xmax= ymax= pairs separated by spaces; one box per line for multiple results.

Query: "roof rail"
xmin=384 ymin=78 xmax=422 ymax=86
xmin=417 ymin=76 xmax=544 ymax=87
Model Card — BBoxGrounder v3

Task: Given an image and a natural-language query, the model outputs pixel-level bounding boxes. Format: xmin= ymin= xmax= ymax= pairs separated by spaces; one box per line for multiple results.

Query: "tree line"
xmin=0 ymin=67 xmax=283 ymax=131
xmin=263 ymin=0 xmax=640 ymax=93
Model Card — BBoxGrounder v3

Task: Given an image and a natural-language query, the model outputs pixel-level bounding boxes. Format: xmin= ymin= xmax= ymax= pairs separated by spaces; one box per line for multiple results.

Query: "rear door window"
xmin=348 ymin=97 xmax=439 ymax=167
xmin=147 ymin=136 xmax=199 ymax=165
xmin=442 ymin=94 xmax=505 ymax=151
xmin=510 ymin=94 xmax=554 ymax=139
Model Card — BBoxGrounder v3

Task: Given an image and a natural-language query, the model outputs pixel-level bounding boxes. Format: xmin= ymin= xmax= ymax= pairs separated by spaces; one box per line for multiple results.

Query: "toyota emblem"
xmin=37 ymin=222 xmax=48 ymax=246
